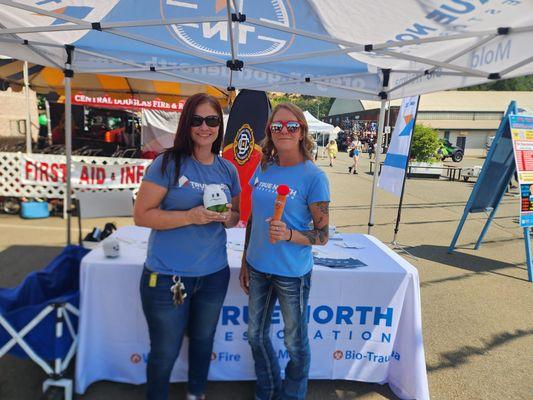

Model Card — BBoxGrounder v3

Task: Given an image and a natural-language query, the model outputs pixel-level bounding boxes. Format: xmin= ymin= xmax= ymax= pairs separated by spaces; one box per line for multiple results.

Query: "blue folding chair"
xmin=0 ymin=245 xmax=89 ymax=400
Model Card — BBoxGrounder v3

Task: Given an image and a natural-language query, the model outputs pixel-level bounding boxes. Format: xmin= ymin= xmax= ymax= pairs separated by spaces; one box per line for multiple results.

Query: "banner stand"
xmin=448 ymin=101 xmax=533 ymax=283
xmin=390 ymin=96 xmax=421 ymax=260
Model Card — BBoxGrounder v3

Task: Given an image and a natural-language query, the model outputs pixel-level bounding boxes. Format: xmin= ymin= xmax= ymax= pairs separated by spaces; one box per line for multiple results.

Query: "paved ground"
xmin=0 ymin=153 xmax=532 ymax=400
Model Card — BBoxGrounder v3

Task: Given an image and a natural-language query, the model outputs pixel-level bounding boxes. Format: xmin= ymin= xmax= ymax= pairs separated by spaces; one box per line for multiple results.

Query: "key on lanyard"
xmin=170 ymin=275 xmax=187 ymax=306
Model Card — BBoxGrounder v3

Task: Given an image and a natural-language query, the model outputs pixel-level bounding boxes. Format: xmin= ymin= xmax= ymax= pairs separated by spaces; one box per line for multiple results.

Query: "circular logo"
xmin=160 ymin=0 xmax=295 ymax=57
xmin=211 ymin=352 xmax=217 ymax=361
xmin=130 ymin=354 xmax=142 ymax=364
xmin=333 ymin=350 xmax=343 ymax=360
xmin=233 ymin=123 xmax=255 ymax=165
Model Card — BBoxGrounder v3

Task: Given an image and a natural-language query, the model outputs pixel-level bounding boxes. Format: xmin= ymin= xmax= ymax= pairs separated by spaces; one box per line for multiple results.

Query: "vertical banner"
xmin=509 ymin=114 xmax=533 ymax=227
xmin=378 ymin=96 xmax=420 ymax=197
xmin=223 ymin=90 xmax=271 ymax=224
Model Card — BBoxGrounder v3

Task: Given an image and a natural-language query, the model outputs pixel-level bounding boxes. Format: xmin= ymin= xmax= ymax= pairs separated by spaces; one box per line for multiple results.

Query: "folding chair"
xmin=75 ymin=190 xmax=134 ymax=247
xmin=0 ymin=245 xmax=89 ymax=400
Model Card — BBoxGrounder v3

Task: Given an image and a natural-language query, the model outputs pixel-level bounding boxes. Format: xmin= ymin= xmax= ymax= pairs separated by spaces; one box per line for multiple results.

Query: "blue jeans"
xmin=140 ymin=265 xmax=230 ymax=400
xmin=247 ymin=264 xmax=312 ymax=400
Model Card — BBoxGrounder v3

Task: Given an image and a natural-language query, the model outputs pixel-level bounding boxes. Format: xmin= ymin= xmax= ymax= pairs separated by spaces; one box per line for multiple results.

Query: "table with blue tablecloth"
xmin=75 ymin=225 xmax=429 ymax=399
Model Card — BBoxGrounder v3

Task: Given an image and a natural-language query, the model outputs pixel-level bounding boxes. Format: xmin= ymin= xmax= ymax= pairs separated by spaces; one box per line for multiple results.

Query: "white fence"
xmin=0 ymin=152 xmax=151 ymax=199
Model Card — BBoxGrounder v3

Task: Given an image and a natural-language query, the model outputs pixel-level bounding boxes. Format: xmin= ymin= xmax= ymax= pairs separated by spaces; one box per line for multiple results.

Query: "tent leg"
xmin=45 ymin=99 xmax=52 ymax=145
xmin=23 ymin=61 xmax=32 ymax=154
xmin=367 ymin=100 xmax=387 ymax=235
xmin=65 ymin=61 xmax=73 ymax=246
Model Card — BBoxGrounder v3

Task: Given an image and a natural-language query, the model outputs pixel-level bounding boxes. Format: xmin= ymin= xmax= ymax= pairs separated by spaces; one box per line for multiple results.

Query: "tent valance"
xmin=0 ymin=1 xmax=531 ymax=101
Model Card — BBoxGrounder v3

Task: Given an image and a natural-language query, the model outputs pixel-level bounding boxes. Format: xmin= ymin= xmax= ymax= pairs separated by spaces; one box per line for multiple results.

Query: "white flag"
xmin=378 ymin=96 xmax=420 ymax=197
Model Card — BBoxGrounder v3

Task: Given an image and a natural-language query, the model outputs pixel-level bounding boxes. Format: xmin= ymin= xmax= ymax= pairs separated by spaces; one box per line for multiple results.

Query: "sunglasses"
xmin=270 ymin=120 xmax=301 ymax=134
xmin=191 ymin=115 xmax=221 ymax=127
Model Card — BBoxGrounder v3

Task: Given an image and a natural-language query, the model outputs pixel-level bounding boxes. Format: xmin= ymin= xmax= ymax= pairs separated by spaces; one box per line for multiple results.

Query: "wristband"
xmin=286 ymin=228 xmax=293 ymax=242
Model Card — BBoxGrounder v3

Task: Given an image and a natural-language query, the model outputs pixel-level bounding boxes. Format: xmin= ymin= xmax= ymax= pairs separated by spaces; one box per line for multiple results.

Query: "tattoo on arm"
xmin=301 ymin=201 xmax=330 ymax=245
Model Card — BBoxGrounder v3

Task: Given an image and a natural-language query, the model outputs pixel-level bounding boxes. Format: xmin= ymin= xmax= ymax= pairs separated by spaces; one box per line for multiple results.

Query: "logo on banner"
xmin=161 ymin=0 xmax=295 ymax=57
xmin=233 ymin=124 xmax=255 ymax=165
xmin=333 ymin=350 xmax=343 ymax=360
xmin=211 ymin=352 xmax=217 ymax=361
xmin=130 ymin=353 xmax=142 ymax=364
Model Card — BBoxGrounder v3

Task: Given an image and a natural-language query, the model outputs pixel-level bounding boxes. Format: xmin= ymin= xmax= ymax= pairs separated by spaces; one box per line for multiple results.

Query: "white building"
xmin=328 ymin=91 xmax=533 ymax=156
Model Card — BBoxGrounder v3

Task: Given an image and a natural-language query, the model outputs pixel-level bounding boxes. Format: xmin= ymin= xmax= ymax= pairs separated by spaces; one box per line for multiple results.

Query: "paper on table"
xmin=336 ymin=238 xmax=366 ymax=249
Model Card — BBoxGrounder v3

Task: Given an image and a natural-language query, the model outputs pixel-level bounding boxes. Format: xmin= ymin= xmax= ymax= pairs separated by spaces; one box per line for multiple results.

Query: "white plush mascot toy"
xmin=203 ymin=184 xmax=228 ymax=213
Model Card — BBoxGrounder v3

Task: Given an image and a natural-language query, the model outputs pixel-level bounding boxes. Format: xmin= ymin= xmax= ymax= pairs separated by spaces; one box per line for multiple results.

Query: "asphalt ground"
xmin=0 ymin=153 xmax=532 ymax=400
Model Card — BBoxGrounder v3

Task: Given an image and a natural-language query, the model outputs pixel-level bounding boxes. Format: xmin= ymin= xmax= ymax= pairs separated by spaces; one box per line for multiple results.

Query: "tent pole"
xmin=368 ymin=99 xmax=387 ymax=235
xmin=64 ymin=47 xmax=74 ymax=246
xmin=45 ymin=99 xmax=52 ymax=145
xmin=23 ymin=61 xmax=32 ymax=154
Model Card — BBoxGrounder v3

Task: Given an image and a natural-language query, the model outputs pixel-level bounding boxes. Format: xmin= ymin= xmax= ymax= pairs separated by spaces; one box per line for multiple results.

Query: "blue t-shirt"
xmin=143 ymin=154 xmax=241 ymax=276
xmin=246 ymin=160 xmax=330 ymax=277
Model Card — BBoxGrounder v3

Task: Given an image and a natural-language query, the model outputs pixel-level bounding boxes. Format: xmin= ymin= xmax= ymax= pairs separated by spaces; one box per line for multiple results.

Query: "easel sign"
xmin=509 ymin=115 xmax=533 ymax=227
xmin=449 ymin=101 xmax=533 ymax=282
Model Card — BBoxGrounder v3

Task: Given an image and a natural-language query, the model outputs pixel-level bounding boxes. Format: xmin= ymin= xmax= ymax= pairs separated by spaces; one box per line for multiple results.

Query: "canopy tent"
xmin=0 ymin=0 xmax=531 ymax=243
xmin=304 ymin=110 xmax=334 ymax=146
xmin=0 ymin=58 xmax=231 ymax=106
xmin=304 ymin=110 xmax=333 ymax=133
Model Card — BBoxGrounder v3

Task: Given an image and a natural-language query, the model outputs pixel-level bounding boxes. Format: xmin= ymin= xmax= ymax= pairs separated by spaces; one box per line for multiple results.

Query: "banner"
xmin=21 ymin=153 xmax=151 ymax=189
xmin=378 ymin=96 xmax=420 ymax=197
xmin=223 ymin=90 xmax=271 ymax=224
xmin=509 ymin=114 xmax=533 ymax=227
xmin=141 ymin=109 xmax=180 ymax=154
xmin=73 ymin=92 xmax=185 ymax=112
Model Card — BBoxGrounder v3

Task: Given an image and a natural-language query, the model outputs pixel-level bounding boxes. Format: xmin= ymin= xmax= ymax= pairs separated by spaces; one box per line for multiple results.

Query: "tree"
xmin=268 ymin=93 xmax=334 ymax=119
xmin=410 ymin=124 xmax=441 ymax=163
xmin=459 ymin=75 xmax=533 ymax=91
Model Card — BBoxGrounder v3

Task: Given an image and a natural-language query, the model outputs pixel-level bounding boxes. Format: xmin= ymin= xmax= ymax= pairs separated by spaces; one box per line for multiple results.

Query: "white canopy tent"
xmin=303 ymin=110 xmax=334 ymax=146
xmin=304 ymin=110 xmax=334 ymax=134
xmin=0 ymin=0 xmax=532 ymax=244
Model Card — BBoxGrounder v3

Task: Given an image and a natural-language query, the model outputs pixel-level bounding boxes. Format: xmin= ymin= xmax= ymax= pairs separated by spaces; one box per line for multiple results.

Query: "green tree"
xmin=268 ymin=93 xmax=334 ymax=119
xmin=410 ymin=124 xmax=441 ymax=163
xmin=459 ymin=75 xmax=533 ymax=91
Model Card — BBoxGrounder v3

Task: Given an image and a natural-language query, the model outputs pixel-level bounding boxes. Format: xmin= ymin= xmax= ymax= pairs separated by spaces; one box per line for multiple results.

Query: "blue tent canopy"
xmin=0 ymin=0 xmax=531 ymax=100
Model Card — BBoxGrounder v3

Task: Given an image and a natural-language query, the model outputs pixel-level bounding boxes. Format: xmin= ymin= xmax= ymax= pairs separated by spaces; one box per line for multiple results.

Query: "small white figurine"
xmin=203 ymin=184 xmax=228 ymax=212
xmin=103 ymin=237 xmax=120 ymax=258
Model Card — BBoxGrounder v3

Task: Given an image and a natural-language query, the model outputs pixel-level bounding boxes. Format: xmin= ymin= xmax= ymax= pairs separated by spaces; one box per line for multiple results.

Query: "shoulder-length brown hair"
xmin=260 ymin=102 xmax=314 ymax=170
xmin=161 ymin=93 xmax=224 ymax=183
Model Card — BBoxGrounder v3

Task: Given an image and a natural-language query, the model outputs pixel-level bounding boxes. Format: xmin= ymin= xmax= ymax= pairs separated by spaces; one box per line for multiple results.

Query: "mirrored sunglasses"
xmin=270 ymin=120 xmax=301 ymax=134
xmin=191 ymin=115 xmax=221 ymax=127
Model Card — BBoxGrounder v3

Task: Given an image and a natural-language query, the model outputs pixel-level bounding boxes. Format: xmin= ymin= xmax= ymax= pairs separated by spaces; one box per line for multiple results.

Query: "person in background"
xmin=367 ymin=139 xmax=375 ymax=159
xmin=311 ymin=138 xmax=318 ymax=161
xmin=348 ymin=139 xmax=362 ymax=175
xmin=134 ymin=93 xmax=241 ymax=400
xmin=325 ymin=139 xmax=338 ymax=167
xmin=239 ymin=103 xmax=330 ymax=400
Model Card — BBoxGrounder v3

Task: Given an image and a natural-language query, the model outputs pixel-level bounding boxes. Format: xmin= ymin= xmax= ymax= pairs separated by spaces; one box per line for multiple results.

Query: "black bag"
xmin=348 ymin=149 xmax=354 ymax=158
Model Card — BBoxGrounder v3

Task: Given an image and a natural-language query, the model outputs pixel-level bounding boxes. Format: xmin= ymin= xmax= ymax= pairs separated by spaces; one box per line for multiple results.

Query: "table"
xmin=370 ymin=160 xmax=463 ymax=181
xmin=75 ymin=226 xmax=429 ymax=400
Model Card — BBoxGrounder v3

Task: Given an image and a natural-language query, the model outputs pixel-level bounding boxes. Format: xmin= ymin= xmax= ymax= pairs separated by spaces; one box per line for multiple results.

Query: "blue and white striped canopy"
xmin=0 ymin=0 xmax=532 ymax=100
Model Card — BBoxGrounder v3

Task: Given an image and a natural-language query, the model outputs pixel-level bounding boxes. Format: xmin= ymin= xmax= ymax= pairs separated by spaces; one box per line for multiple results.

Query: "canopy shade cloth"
xmin=0 ymin=1 xmax=532 ymax=101
xmin=0 ymin=58 xmax=231 ymax=107
xmin=304 ymin=110 xmax=333 ymax=133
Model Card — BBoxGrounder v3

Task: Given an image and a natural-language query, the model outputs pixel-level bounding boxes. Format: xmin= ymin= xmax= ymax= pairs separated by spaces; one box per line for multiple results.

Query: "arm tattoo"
xmin=300 ymin=201 xmax=330 ymax=246
xmin=301 ymin=225 xmax=329 ymax=245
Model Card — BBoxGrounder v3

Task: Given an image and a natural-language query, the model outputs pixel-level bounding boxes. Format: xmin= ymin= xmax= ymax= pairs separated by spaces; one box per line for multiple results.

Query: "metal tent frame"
xmin=0 ymin=0 xmax=532 ymax=241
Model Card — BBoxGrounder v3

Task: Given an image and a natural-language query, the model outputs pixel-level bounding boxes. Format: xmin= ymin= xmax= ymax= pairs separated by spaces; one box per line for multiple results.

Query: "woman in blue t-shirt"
xmin=239 ymin=103 xmax=330 ymax=400
xmin=134 ymin=93 xmax=241 ymax=400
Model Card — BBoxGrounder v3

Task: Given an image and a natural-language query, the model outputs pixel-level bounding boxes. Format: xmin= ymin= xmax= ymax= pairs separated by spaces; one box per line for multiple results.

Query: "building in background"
xmin=326 ymin=91 xmax=533 ymax=156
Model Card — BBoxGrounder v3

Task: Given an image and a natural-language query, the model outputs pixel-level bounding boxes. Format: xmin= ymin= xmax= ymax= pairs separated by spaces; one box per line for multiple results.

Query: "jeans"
xmin=247 ymin=264 xmax=312 ymax=400
xmin=140 ymin=265 xmax=230 ymax=400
